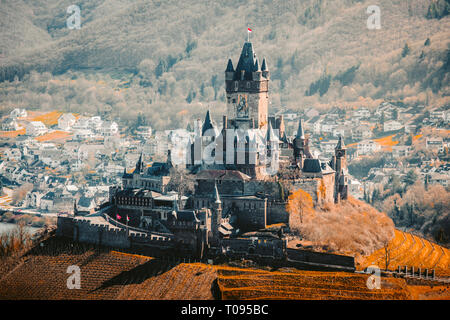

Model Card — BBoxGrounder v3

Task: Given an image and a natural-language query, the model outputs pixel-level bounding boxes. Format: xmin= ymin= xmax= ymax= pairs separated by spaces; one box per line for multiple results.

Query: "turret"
xmin=261 ymin=57 xmax=270 ymax=79
xmin=225 ymin=59 xmax=234 ymax=81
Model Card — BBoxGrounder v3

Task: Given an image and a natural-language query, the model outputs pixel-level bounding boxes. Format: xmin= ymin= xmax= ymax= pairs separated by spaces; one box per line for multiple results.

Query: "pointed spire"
xmin=214 ymin=182 xmax=221 ymax=204
xmin=296 ymin=118 xmax=305 ymax=139
xmin=201 ymin=109 xmax=214 ymax=136
xmin=135 ymin=152 xmax=144 ymax=173
xmin=266 ymin=121 xmax=278 ymax=142
xmin=336 ymin=135 xmax=346 ymax=150
xmin=225 ymin=59 xmax=234 ymax=72
xmin=254 ymin=58 xmax=260 ymax=72
xmin=261 ymin=57 xmax=268 ymax=71
xmin=235 ymin=42 xmax=256 ymax=79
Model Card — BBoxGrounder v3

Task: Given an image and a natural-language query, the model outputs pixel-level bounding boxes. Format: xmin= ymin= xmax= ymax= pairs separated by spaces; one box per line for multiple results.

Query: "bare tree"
xmin=167 ymin=167 xmax=197 ymax=207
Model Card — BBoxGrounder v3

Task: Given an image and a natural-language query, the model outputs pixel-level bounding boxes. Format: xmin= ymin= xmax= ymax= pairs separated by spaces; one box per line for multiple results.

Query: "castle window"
xmin=232 ymin=99 xmax=236 ymax=104
xmin=246 ymin=82 xmax=250 ymax=88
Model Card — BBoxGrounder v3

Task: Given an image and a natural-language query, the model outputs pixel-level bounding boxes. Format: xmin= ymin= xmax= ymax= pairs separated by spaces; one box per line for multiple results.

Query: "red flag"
xmin=126 ymin=215 xmax=130 ymax=222
xmin=116 ymin=214 xmax=121 ymax=220
xmin=247 ymin=27 xmax=252 ymax=32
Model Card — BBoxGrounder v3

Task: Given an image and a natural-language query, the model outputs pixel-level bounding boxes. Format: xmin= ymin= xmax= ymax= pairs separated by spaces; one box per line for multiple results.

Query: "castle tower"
xmin=334 ymin=135 xmax=348 ymax=202
xmin=225 ymin=41 xmax=270 ymax=130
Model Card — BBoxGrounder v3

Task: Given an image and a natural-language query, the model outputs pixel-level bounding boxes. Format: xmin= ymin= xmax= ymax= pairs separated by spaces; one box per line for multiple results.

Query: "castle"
xmin=57 ymin=39 xmax=348 ymax=258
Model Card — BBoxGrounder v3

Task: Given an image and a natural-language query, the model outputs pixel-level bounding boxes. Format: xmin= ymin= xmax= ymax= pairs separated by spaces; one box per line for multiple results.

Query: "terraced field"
xmin=0 ymin=238 xmax=217 ymax=300
xmin=215 ymin=266 xmax=411 ymax=300
xmin=0 ymin=235 xmax=448 ymax=300
xmin=358 ymin=230 xmax=450 ymax=276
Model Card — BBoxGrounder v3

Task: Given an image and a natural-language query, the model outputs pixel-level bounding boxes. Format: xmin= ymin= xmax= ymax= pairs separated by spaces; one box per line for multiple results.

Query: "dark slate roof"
xmin=175 ymin=210 xmax=199 ymax=222
xmin=261 ymin=57 xmax=268 ymax=71
xmin=202 ymin=110 xmax=214 ymax=136
xmin=303 ymin=159 xmax=322 ymax=173
xmin=296 ymin=118 xmax=305 ymax=139
xmin=235 ymin=42 xmax=257 ymax=80
xmin=225 ymin=59 xmax=234 ymax=72
xmin=146 ymin=162 xmax=171 ymax=176
xmin=42 ymin=192 xmax=56 ymax=200
xmin=78 ymin=196 xmax=95 ymax=208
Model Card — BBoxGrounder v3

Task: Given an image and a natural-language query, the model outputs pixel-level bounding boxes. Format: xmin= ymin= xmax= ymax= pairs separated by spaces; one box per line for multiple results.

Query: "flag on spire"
xmin=247 ymin=27 xmax=252 ymax=32
xmin=126 ymin=215 xmax=130 ymax=222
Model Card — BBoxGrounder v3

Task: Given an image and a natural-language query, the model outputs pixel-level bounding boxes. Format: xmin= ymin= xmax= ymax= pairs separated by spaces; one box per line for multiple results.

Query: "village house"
xmin=383 ymin=120 xmax=403 ymax=132
xmin=100 ymin=121 xmax=119 ymax=136
xmin=357 ymin=140 xmax=381 ymax=155
xmin=425 ymin=137 xmax=444 ymax=153
xmin=351 ymin=125 xmax=372 ymax=140
xmin=10 ymin=108 xmax=27 ymax=119
xmin=1 ymin=118 xmax=21 ymax=131
xmin=353 ymin=108 xmax=371 ymax=119
xmin=58 ymin=113 xmax=77 ymax=131
xmin=26 ymin=121 xmax=47 ymax=136
xmin=392 ymin=145 xmax=411 ymax=158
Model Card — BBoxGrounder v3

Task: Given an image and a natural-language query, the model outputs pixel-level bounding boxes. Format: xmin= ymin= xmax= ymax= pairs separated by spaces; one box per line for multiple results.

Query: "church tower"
xmin=225 ymin=42 xmax=270 ymax=130
xmin=334 ymin=135 xmax=348 ymax=202
xmin=211 ymin=182 xmax=222 ymax=244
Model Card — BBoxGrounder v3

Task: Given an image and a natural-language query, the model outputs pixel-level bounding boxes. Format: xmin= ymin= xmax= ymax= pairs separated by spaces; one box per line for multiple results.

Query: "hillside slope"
xmin=0 ymin=235 xmax=448 ymax=300
xmin=0 ymin=0 xmax=449 ymax=128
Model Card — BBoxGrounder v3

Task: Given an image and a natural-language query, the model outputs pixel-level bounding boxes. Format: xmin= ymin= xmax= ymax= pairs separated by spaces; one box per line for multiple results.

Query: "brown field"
xmin=31 ymin=111 xmax=63 ymax=126
xmin=215 ymin=266 xmax=410 ymax=300
xmin=0 ymin=238 xmax=216 ymax=300
xmin=358 ymin=230 xmax=450 ymax=277
xmin=0 ymin=236 xmax=448 ymax=300
xmin=0 ymin=128 xmax=26 ymax=138
xmin=34 ymin=130 xmax=72 ymax=142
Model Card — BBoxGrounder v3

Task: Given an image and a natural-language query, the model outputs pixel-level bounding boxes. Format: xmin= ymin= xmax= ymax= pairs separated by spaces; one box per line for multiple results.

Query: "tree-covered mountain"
xmin=0 ymin=0 xmax=449 ymax=129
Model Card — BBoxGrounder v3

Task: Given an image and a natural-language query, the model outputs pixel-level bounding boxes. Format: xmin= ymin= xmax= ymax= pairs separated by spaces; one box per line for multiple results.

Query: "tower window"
xmin=246 ymin=82 xmax=250 ymax=88
xmin=232 ymin=99 xmax=236 ymax=103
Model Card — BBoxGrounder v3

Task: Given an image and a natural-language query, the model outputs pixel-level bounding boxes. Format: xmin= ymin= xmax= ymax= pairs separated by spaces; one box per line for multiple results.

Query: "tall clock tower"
xmin=224 ymin=41 xmax=270 ymax=130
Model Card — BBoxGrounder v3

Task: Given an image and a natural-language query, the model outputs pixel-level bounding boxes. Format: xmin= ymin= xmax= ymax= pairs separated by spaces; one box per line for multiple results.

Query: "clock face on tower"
xmin=236 ymin=94 xmax=248 ymax=118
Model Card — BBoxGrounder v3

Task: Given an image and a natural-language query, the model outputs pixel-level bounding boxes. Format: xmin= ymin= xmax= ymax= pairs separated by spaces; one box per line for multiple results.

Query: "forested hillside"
xmin=0 ymin=0 xmax=449 ymax=129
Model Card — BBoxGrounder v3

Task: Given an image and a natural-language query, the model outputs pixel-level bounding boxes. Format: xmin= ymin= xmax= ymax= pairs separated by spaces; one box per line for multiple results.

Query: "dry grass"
xmin=288 ymin=196 xmax=395 ymax=257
